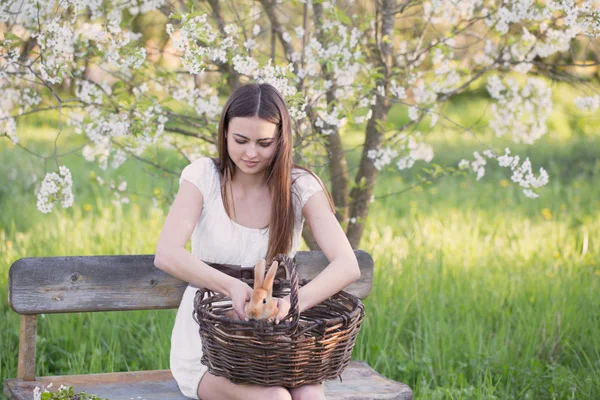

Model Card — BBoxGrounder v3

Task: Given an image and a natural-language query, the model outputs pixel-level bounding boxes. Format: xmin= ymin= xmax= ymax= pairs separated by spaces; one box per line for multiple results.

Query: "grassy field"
xmin=1 ymin=91 xmax=599 ymax=399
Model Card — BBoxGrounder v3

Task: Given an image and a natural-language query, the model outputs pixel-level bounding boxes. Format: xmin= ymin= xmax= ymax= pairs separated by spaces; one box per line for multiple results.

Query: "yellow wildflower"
xmin=500 ymin=179 xmax=509 ymax=187
xmin=83 ymin=204 xmax=93 ymax=212
xmin=541 ymin=208 xmax=552 ymax=220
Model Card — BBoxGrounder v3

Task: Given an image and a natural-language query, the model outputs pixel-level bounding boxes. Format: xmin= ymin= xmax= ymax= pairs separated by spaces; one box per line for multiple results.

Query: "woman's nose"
xmin=246 ymin=145 xmax=257 ymax=158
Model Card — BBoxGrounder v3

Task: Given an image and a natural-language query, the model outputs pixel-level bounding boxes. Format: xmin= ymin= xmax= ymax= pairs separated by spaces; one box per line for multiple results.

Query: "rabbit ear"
xmin=254 ymin=259 xmax=266 ymax=290
xmin=263 ymin=260 xmax=279 ymax=296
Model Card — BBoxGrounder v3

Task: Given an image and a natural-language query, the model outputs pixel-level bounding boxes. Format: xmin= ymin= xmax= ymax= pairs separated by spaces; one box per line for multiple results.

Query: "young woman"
xmin=154 ymin=83 xmax=361 ymax=400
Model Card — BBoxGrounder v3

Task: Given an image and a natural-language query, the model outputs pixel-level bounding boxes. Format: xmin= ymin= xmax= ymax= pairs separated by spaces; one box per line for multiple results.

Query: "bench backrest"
xmin=8 ymin=250 xmax=373 ymax=381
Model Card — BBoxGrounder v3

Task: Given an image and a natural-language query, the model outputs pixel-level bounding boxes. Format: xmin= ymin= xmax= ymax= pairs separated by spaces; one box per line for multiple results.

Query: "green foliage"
xmin=39 ymin=386 xmax=107 ymax=400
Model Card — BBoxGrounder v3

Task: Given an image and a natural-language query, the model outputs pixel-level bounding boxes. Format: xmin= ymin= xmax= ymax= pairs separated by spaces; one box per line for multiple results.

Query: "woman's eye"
xmin=235 ymin=140 xmax=246 ymax=144
xmin=260 ymin=142 xmax=273 ymax=148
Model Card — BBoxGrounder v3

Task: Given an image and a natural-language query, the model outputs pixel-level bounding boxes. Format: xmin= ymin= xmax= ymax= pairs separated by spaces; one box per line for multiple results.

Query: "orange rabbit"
xmin=226 ymin=259 xmax=279 ymax=322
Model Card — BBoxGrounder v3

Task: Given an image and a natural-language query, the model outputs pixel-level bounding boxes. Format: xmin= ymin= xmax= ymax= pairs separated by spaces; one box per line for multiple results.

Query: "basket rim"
xmin=194 ymin=282 xmax=364 ymax=333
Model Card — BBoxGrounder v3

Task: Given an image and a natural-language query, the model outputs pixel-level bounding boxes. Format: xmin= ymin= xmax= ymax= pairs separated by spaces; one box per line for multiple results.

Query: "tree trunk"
xmin=346 ymin=0 xmax=395 ymax=249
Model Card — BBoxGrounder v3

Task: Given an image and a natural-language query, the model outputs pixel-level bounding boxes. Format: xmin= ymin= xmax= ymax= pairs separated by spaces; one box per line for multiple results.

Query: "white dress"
xmin=170 ymin=157 xmax=324 ymax=399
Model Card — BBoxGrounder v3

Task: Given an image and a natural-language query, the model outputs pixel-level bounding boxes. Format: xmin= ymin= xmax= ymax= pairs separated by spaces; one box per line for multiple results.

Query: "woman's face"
xmin=227 ymin=116 xmax=279 ymax=176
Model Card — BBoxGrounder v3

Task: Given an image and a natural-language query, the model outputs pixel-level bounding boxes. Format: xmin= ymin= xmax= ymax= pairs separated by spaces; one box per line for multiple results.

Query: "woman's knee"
xmin=197 ymin=374 xmax=291 ymax=400
xmin=263 ymin=386 xmax=292 ymax=400
xmin=290 ymin=383 xmax=325 ymax=400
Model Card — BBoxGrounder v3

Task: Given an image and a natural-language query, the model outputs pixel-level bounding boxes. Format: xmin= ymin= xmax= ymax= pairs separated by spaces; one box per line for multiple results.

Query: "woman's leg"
xmin=197 ymin=372 xmax=292 ymax=400
xmin=289 ymin=383 xmax=326 ymax=400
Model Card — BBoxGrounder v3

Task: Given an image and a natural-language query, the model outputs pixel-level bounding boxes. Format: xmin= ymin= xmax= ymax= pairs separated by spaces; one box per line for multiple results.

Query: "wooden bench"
xmin=4 ymin=251 xmax=413 ymax=400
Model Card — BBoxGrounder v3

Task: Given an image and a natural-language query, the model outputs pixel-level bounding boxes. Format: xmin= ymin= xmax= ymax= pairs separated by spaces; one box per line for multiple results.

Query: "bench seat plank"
xmin=8 ymin=251 xmax=373 ymax=315
xmin=4 ymin=361 xmax=412 ymax=400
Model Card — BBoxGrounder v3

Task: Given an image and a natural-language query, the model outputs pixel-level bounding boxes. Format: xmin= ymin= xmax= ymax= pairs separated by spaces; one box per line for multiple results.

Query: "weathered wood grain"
xmin=4 ymin=361 xmax=412 ymax=400
xmin=16 ymin=315 xmax=36 ymax=381
xmin=8 ymin=251 xmax=373 ymax=315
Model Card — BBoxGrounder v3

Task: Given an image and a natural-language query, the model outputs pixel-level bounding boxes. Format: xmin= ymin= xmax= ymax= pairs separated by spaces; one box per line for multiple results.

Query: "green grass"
xmin=2 ymin=93 xmax=600 ymax=399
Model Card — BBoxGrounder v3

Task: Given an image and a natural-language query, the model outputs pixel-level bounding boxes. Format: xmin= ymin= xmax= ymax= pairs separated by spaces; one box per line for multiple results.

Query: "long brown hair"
xmin=215 ymin=83 xmax=333 ymax=261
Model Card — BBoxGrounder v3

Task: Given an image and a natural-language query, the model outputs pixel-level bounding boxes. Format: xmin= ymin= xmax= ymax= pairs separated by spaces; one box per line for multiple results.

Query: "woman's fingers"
xmin=233 ymin=299 xmax=246 ymax=320
xmin=231 ymin=281 xmax=252 ymax=320
xmin=275 ymin=297 xmax=291 ymax=324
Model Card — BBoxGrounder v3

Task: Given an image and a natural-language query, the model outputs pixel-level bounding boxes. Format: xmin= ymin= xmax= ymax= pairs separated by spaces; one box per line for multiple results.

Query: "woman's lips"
xmin=242 ymin=160 xmax=259 ymax=167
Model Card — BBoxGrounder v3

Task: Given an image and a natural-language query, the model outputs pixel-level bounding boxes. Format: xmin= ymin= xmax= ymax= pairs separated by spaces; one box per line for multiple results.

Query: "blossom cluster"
xmin=368 ymin=133 xmax=434 ymax=172
xmin=36 ymin=166 xmax=74 ymax=214
xmin=168 ymin=13 xmax=219 ymax=75
xmin=487 ymin=76 xmax=552 ymax=144
xmin=0 ymin=86 xmax=41 ymax=145
xmin=574 ymin=95 xmax=600 ymax=111
xmin=172 ymin=84 xmax=222 ymax=120
xmin=459 ymin=147 xmax=549 ymax=198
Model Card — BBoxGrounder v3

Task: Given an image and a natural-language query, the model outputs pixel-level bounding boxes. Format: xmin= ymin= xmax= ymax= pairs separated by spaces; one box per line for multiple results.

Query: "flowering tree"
xmin=0 ymin=0 xmax=599 ymax=247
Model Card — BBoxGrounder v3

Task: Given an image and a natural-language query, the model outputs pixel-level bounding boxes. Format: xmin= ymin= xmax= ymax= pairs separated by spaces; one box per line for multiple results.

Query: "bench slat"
xmin=8 ymin=250 xmax=373 ymax=315
xmin=4 ymin=361 xmax=412 ymax=400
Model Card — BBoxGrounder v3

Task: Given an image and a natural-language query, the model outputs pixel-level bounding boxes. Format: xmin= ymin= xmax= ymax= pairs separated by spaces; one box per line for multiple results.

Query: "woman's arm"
xmin=154 ymin=181 xmax=252 ymax=318
xmin=287 ymin=190 xmax=362 ymax=314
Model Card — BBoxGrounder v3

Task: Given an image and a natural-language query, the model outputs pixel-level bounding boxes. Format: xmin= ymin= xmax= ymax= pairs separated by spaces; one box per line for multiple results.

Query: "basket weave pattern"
xmin=193 ymin=254 xmax=365 ymax=388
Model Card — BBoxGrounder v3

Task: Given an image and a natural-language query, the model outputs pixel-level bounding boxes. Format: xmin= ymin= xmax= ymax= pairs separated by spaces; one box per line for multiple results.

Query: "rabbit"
xmin=225 ymin=258 xmax=280 ymax=323
xmin=224 ymin=258 xmax=304 ymax=342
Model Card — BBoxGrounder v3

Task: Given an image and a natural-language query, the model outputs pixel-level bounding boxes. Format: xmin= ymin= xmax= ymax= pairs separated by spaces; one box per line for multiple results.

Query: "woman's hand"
xmin=228 ymin=279 xmax=254 ymax=320
xmin=275 ymin=295 xmax=291 ymax=324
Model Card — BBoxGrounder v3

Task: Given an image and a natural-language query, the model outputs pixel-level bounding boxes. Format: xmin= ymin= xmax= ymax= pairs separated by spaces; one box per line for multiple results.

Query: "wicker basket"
xmin=193 ymin=254 xmax=365 ymax=388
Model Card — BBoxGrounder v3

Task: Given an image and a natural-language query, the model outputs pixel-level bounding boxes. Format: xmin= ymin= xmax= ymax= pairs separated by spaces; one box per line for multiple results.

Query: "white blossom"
xmin=232 ymin=55 xmax=259 ymax=76
xmin=462 ymin=147 xmax=549 ymax=197
xmin=368 ymin=147 xmax=399 ymax=170
xmin=243 ymin=38 xmax=257 ymax=50
xmin=224 ymin=24 xmax=238 ymax=37
xmin=487 ymin=76 xmax=552 ymax=144
xmin=408 ymin=106 xmax=420 ymax=121
xmin=76 ymin=80 xmax=104 ymax=104
xmin=36 ymin=166 xmax=74 ymax=214
xmin=390 ymin=80 xmax=407 ymax=99
xmin=574 ymin=95 xmax=600 ymax=111
xmin=523 ymin=189 xmax=539 ymax=198
xmin=0 ymin=113 xmax=17 ymax=144
xmin=397 ymin=156 xmax=416 ymax=170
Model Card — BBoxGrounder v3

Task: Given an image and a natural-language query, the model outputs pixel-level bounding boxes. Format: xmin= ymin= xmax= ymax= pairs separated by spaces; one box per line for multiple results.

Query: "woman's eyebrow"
xmin=232 ymin=133 xmax=275 ymax=142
